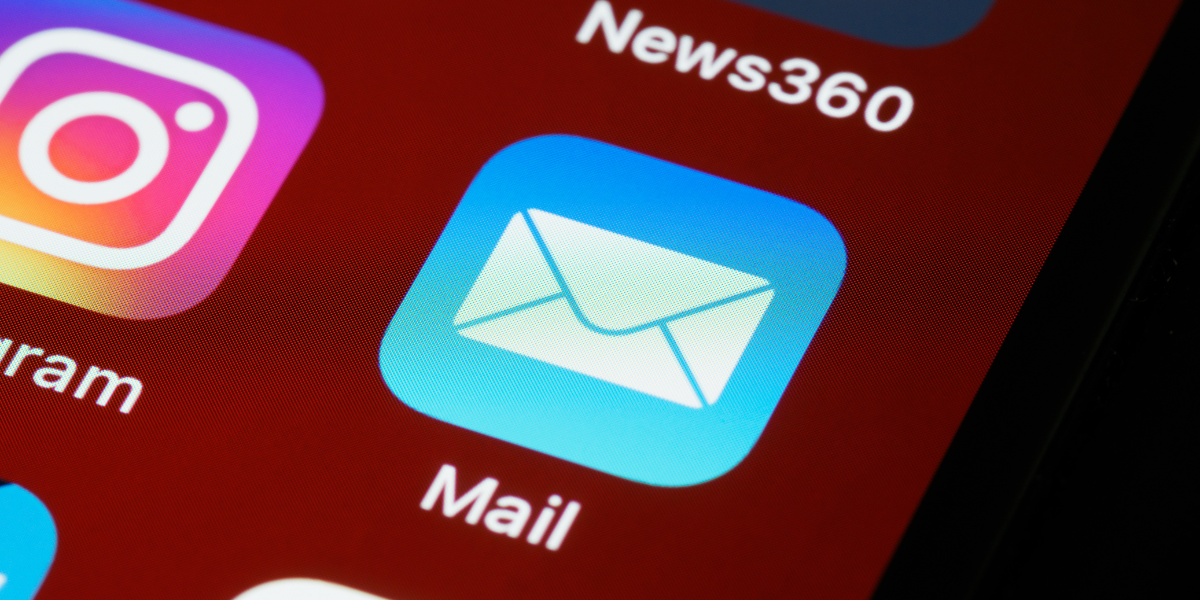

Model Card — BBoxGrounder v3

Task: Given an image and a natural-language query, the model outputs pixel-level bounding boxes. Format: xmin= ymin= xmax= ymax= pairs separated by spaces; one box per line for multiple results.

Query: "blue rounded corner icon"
xmin=0 ymin=482 xmax=58 ymax=599
xmin=727 ymin=0 xmax=997 ymax=48
xmin=379 ymin=135 xmax=846 ymax=486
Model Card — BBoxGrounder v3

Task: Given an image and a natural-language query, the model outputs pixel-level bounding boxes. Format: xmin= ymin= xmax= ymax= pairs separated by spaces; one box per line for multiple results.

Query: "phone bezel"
xmin=873 ymin=2 xmax=1200 ymax=597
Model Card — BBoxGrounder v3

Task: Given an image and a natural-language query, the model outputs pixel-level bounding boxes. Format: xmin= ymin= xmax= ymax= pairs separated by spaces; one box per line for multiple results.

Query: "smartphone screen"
xmin=0 ymin=0 xmax=1183 ymax=598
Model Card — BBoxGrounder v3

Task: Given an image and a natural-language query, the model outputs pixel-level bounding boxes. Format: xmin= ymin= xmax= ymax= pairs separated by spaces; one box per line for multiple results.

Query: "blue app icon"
xmin=726 ymin=0 xmax=996 ymax=47
xmin=0 ymin=482 xmax=57 ymax=599
xmin=379 ymin=135 xmax=846 ymax=486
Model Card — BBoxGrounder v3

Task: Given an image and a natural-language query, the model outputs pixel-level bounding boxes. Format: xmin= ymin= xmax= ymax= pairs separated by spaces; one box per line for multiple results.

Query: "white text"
xmin=576 ymin=1 xmax=914 ymax=131
xmin=1 ymin=335 xmax=142 ymax=414
xmin=420 ymin=464 xmax=581 ymax=551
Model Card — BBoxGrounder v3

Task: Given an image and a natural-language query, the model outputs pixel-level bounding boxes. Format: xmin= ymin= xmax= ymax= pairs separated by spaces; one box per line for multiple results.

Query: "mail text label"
xmin=420 ymin=464 xmax=581 ymax=551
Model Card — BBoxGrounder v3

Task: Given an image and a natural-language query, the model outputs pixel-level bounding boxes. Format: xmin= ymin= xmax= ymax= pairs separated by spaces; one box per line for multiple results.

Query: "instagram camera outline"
xmin=0 ymin=27 xmax=257 ymax=270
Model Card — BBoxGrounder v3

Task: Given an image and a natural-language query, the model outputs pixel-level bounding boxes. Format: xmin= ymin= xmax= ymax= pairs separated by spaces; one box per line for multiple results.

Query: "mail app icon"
xmin=380 ymin=135 xmax=846 ymax=486
xmin=454 ymin=208 xmax=774 ymax=410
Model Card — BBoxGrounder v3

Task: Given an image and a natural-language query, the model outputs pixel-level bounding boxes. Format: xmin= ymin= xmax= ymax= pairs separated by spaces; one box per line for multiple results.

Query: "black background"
xmin=995 ymin=0 xmax=1200 ymax=589
xmin=996 ymin=182 xmax=1199 ymax=597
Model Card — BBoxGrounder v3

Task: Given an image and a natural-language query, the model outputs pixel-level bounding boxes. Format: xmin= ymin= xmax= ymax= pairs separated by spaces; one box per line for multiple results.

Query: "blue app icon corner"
xmin=0 ymin=482 xmax=58 ymax=599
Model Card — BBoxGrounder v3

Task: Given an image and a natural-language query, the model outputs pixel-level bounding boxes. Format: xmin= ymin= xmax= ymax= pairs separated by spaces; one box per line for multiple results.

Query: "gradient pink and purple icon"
xmin=0 ymin=0 xmax=323 ymax=319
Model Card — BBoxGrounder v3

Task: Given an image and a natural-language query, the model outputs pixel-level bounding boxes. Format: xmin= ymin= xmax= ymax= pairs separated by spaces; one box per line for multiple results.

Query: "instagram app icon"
xmin=0 ymin=0 xmax=323 ymax=318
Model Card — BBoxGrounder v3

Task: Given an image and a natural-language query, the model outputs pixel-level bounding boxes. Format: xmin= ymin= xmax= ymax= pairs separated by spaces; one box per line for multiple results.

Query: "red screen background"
xmin=0 ymin=0 xmax=1179 ymax=598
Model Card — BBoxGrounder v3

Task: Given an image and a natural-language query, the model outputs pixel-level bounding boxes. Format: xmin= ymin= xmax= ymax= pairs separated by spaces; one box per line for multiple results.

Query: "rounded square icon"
xmin=233 ymin=579 xmax=391 ymax=600
xmin=0 ymin=0 xmax=324 ymax=319
xmin=0 ymin=482 xmax=58 ymax=600
xmin=380 ymin=135 xmax=847 ymax=486
xmin=725 ymin=0 xmax=996 ymax=47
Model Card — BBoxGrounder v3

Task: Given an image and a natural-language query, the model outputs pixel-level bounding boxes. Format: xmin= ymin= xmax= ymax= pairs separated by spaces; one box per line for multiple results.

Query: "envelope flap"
xmin=528 ymin=209 xmax=768 ymax=331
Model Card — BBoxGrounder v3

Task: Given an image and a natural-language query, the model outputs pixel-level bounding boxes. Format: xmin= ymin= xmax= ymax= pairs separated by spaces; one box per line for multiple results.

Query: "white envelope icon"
xmin=453 ymin=209 xmax=774 ymax=409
